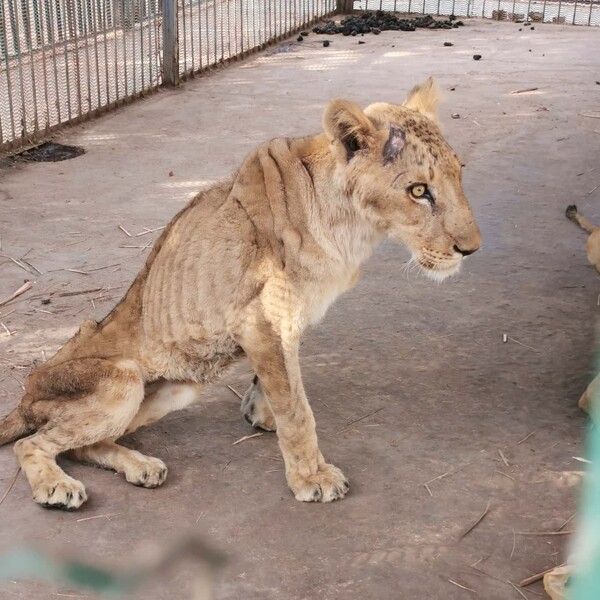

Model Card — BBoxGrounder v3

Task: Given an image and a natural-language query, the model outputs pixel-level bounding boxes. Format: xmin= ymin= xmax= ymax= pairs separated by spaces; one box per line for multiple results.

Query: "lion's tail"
xmin=566 ymin=205 xmax=598 ymax=234
xmin=0 ymin=407 xmax=29 ymax=446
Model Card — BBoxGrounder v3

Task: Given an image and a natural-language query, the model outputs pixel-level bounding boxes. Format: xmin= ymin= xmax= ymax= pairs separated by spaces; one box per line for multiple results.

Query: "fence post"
xmin=161 ymin=0 xmax=178 ymax=85
xmin=336 ymin=1 xmax=354 ymax=14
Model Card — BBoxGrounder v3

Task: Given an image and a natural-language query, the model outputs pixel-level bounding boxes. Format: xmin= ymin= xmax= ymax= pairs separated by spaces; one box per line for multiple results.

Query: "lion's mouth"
xmin=416 ymin=249 xmax=462 ymax=281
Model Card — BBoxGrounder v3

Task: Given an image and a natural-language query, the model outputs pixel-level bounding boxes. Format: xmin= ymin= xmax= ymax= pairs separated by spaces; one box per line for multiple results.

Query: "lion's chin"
xmin=419 ymin=260 xmax=461 ymax=282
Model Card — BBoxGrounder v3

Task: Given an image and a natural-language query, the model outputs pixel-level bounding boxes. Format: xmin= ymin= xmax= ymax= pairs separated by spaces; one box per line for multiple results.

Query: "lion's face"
xmin=323 ymin=79 xmax=481 ymax=281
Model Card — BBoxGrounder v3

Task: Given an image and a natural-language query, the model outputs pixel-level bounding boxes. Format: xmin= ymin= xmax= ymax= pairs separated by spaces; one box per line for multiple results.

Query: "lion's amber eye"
xmin=409 ymin=184 xmax=427 ymax=199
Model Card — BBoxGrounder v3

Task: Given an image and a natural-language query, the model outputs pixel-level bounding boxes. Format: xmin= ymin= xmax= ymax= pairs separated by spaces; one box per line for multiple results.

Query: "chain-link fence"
xmin=0 ymin=0 xmax=336 ymax=152
xmin=352 ymin=0 xmax=600 ymax=25
xmin=0 ymin=0 xmax=597 ymax=152
xmin=177 ymin=0 xmax=336 ymax=79
xmin=0 ymin=0 xmax=163 ymax=152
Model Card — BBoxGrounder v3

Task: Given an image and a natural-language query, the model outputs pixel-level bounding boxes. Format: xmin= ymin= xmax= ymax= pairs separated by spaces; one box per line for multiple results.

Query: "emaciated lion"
xmin=0 ymin=78 xmax=481 ymax=509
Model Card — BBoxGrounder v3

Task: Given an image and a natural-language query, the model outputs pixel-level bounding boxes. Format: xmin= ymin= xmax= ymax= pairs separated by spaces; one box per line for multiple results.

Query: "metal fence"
xmin=0 ymin=0 xmax=597 ymax=152
xmin=0 ymin=0 xmax=336 ymax=152
xmin=176 ymin=0 xmax=337 ymax=79
xmin=352 ymin=0 xmax=600 ymax=25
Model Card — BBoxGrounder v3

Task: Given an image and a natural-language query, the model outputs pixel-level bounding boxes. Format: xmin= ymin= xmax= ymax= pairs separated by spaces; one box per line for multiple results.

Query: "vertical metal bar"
xmin=204 ymin=0 xmax=209 ymax=64
xmin=227 ymin=0 xmax=233 ymax=57
xmin=197 ymin=0 xmax=202 ymax=69
xmin=0 ymin=0 xmax=16 ymax=141
xmin=136 ymin=0 xmax=150 ymax=92
xmin=36 ymin=0 xmax=50 ymax=131
xmin=145 ymin=0 xmax=151 ymax=88
xmin=233 ymin=0 xmax=238 ymax=54
xmin=556 ymin=0 xmax=561 ymax=22
xmin=263 ymin=0 xmax=267 ymax=45
xmin=70 ymin=1 xmax=84 ymax=117
xmin=82 ymin=0 xmax=92 ymax=113
xmin=180 ymin=0 xmax=186 ymax=74
xmin=112 ymin=0 xmax=120 ymax=100
xmin=23 ymin=0 xmax=40 ymax=134
xmin=239 ymin=0 xmax=243 ymax=53
xmin=573 ymin=0 xmax=578 ymax=24
xmin=60 ymin=0 xmax=72 ymax=121
xmin=220 ymin=0 xmax=224 ymax=60
xmin=102 ymin=0 xmax=110 ymax=104
xmin=91 ymin=0 xmax=101 ymax=111
xmin=48 ymin=0 xmax=61 ymax=124
xmin=587 ymin=2 xmax=592 ymax=25
xmin=525 ymin=0 xmax=532 ymax=21
xmin=12 ymin=0 xmax=28 ymax=138
xmin=20 ymin=0 xmax=31 ymax=49
xmin=122 ymin=0 xmax=129 ymax=95
xmin=161 ymin=0 xmax=178 ymax=84
xmin=132 ymin=0 xmax=138 ymax=93
xmin=189 ymin=0 xmax=194 ymax=71
xmin=213 ymin=0 xmax=217 ymax=62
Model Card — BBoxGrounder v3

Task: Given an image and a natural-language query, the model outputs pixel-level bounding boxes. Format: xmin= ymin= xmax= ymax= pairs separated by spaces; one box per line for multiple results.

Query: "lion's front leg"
xmin=238 ymin=323 xmax=349 ymax=503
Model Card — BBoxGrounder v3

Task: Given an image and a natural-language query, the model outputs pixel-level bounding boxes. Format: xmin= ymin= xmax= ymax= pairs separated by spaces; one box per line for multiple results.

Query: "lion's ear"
xmin=402 ymin=77 xmax=440 ymax=123
xmin=322 ymin=99 xmax=376 ymax=160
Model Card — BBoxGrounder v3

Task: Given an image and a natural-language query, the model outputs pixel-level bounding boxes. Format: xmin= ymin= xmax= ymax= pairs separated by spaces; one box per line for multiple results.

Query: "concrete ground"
xmin=0 ymin=18 xmax=599 ymax=600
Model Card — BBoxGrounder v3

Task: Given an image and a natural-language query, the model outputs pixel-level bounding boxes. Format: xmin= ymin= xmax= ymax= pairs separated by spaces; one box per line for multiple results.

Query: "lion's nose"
xmin=453 ymin=244 xmax=478 ymax=257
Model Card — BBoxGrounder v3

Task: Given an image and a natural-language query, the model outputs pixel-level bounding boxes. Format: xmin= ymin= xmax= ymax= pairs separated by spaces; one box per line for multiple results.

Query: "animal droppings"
xmin=473 ymin=54 xmax=482 ymax=61
xmin=312 ymin=12 xmax=464 ymax=36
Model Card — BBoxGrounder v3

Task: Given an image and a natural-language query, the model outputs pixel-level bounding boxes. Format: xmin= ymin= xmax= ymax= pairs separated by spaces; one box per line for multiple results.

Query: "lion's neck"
xmin=295 ymin=135 xmax=382 ymax=273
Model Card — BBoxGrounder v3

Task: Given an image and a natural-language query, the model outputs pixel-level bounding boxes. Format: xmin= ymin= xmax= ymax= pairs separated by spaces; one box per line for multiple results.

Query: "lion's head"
xmin=322 ymin=78 xmax=481 ymax=281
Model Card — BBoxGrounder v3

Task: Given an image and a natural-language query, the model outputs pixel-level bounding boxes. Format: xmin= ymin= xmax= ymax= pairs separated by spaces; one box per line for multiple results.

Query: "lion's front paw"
xmin=33 ymin=476 xmax=88 ymax=510
xmin=241 ymin=376 xmax=277 ymax=431
xmin=124 ymin=455 xmax=168 ymax=488
xmin=288 ymin=463 xmax=349 ymax=503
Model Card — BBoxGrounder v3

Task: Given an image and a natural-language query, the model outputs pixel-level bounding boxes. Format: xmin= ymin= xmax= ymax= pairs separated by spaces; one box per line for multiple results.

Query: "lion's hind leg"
xmin=69 ymin=441 xmax=168 ymax=488
xmin=240 ymin=375 xmax=277 ymax=432
xmin=15 ymin=359 xmax=144 ymax=510
xmin=68 ymin=381 xmax=203 ymax=488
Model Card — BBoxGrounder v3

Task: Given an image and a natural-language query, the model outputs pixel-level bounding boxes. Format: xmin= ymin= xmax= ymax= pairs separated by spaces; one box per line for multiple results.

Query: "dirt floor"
xmin=0 ymin=17 xmax=599 ymax=600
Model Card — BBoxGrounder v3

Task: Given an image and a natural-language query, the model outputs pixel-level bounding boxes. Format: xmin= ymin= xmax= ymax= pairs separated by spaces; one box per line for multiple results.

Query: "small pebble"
xmin=372 ymin=27 xmax=381 ymax=35
xmin=473 ymin=54 xmax=482 ymax=61
xmin=531 ymin=26 xmax=535 ymax=30
xmin=451 ymin=113 xmax=461 ymax=119
xmin=300 ymin=31 xmax=309 ymax=36
xmin=358 ymin=40 xmax=366 ymax=44
xmin=444 ymin=41 xmax=454 ymax=46
xmin=519 ymin=27 xmax=522 ymax=31
xmin=450 ymin=87 xmax=456 ymax=91
xmin=297 ymin=35 xmax=303 ymax=42
xmin=323 ymin=40 xmax=330 ymax=47
xmin=41 ymin=298 xmax=51 ymax=305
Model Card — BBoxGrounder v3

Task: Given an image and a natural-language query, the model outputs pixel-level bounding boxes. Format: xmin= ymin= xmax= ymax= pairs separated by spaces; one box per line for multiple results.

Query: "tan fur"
xmin=578 ymin=374 xmax=599 ymax=415
xmin=565 ymin=205 xmax=600 ymax=274
xmin=565 ymin=206 xmax=600 ymax=416
xmin=0 ymin=79 xmax=481 ymax=509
